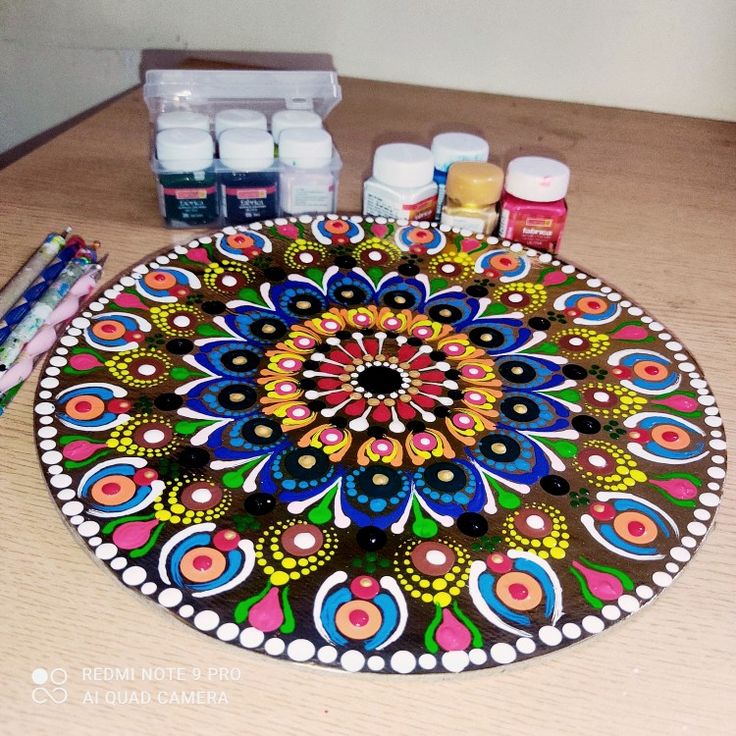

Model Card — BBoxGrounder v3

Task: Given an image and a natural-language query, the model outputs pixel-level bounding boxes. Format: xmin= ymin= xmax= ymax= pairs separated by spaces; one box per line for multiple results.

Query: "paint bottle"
xmin=440 ymin=162 xmax=504 ymax=235
xmin=362 ymin=143 xmax=437 ymax=221
xmin=156 ymin=111 xmax=210 ymax=132
xmin=219 ymin=129 xmax=278 ymax=225
xmin=214 ymin=109 xmax=268 ymax=139
xmin=155 ymin=128 xmax=218 ymax=227
xmin=431 ymin=133 xmax=490 ymax=218
xmin=271 ymin=109 xmax=323 ymax=144
xmin=279 ymin=128 xmax=336 ymax=216
xmin=499 ymin=156 xmax=570 ymax=252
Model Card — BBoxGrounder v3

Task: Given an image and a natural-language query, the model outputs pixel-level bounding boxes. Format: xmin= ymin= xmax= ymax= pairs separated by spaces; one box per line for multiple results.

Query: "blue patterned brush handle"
xmin=0 ymin=243 xmax=78 ymax=347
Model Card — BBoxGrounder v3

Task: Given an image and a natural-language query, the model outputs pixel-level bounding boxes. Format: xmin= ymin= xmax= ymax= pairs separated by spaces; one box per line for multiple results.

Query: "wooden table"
xmin=1 ymin=77 xmax=734 ymax=736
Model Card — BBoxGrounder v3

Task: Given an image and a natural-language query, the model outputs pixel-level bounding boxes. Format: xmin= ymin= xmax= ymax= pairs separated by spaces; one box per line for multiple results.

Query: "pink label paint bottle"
xmin=499 ymin=156 xmax=570 ymax=253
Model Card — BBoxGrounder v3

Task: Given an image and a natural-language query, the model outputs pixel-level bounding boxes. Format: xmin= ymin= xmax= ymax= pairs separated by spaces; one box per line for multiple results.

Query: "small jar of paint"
xmin=155 ymin=128 xmax=218 ymax=228
xmin=431 ymin=132 xmax=490 ymax=218
xmin=499 ymin=156 xmax=570 ymax=252
xmin=440 ymin=162 xmax=504 ymax=235
xmin=279 ymin=128 xmax=337 ymax=216
xmin=219 ymin=129 xmax=278 ymax=225
xmin=214 ymin=109 xmax=268 ymax=139
xmin=363 ymin=143 xmax=437 ymax=221
xmin=271 ymin=109 xmax=323 ymax=145
xmin=156 ymin=111 xmax=210 ymax=132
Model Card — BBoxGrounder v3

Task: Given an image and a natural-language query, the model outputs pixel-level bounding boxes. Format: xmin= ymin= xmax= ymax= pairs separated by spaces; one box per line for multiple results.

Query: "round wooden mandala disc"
xmin=34 ymin=217 xmax=726 ymax=674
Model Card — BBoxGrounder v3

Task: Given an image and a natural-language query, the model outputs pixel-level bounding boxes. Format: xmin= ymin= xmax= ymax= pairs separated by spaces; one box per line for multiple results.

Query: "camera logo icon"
xmin=31 ymin=668 xmax=68 ymax=704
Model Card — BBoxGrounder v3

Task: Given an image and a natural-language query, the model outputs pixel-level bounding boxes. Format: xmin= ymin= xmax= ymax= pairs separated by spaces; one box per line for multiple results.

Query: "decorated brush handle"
xmin=0 ymin=257 xmax=92 ymax=372
xmin=0 ymin=273 xmax=100 ymax=396
xmin=0 ymin=241 xmax=78 ymax=345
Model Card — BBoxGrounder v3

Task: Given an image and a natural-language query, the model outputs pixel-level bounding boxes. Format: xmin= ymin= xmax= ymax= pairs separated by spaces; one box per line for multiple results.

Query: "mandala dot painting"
xmin=34 ymin=216 xmax=726 ymax=674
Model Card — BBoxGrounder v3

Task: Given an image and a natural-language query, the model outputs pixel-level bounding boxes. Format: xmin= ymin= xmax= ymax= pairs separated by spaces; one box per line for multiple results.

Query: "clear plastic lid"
xmin=372 ymin=143 xmax=435 ymax=189
xmin=144 ymin=70 xmax=342 ymax=119
xmin=215 ymin=109 xmax=268 ymax=138
xmin=219 ymin=129 xmax=275 ymax=171
xmin=156 ymin=128 xmax=214 ymax=171
xmin=431 ymin=132 xmax=489 ymax=172
xmin=279 ymin=128 xmax=333 ymax=168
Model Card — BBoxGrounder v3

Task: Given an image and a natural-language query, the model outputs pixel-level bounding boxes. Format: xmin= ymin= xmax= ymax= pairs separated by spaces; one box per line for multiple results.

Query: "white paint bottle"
xmin=279 ymin=128 xmax=337 ymax=216
xmin=363 ymin=143 xmax=438 ymax=221
xmin=214 ymin=109 xmax=268 ymax=139
xmin=431 ymin=132 xmax=490 ymax=218
xmin=271 ymin=109 xmax=323 ymax=144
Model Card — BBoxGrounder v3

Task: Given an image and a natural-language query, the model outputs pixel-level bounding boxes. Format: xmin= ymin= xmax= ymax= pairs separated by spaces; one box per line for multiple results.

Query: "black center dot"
xmin=222 ymin=349 xmax=260 ymax=373
xmin=335 ymin=255 xmax=357 ymax=268
xmin=356 ymin=525 xmax=387 ymax=551
xmin=457 ymin=512 xmax=489 ymax=537
xmin=500 ymin=396 xmax=541 ymax=422
xmin=357 ymin=365 xmax=402 ymax=394
xmin=479 ymin=434 xmax=521 ymax=462
xmin=466 ymin=284 xmax=488 ymax=298
xmin=218 ymin=384 xmax=257 ymax=410
xmin=540 ymin=474 xmax=570 ymax=495
xmin=563 ymin=364 xmax=588 ymax=380
xmin=154 ymin=393 xmax=183 ymax=411
xmin=284 ymin=448 xmax=330 ymax=479
xmin=383 ymin=290 xmax=416 ymax=309
xmin=424 ymin=462 xmax=466 ymax=492
xmin=166 ymin=338 xmax=194 ymax=355
xmin=178 ymin=447 xmax=210 ymax=468
xmin=335 ymin=286 xmax=366 ymax=305
xmin=241 ymin=418 xmax=282 ymax=445
xmin=572 ymin=415 xmax=602 ymax=434
xmin=244 ymin=493 xmax=276 ymax=516
xmin=528 ymin=317 xmax=551 ymax=330
xmin=201 ymin=300 xmax=226 ymax=315
xmin=289 ymin=295 xmax=322 ymax=316
xmin=250 ymin=318 xmax=287 ymax=340
xmin=428 ymin=304 xmax=463 ymax=323
xmin=263 ymin=266 xmax=286 ymax=282
xmin=358 ymin=467 xmax=401 ymax=498
xmin=469 ymin=327 xmax=504 ymax=348
xmin=499 ymin=360 xmax=537 ymax=384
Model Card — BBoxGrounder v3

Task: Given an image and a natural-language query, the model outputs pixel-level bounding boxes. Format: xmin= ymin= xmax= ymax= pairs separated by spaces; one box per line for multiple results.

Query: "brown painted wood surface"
xmin=1 ymin=77 xmax=735 ymax=735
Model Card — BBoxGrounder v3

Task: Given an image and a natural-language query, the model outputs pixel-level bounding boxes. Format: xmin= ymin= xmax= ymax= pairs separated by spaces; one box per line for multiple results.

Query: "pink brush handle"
xmin=0 ymin=274 xmax=98 ymax=393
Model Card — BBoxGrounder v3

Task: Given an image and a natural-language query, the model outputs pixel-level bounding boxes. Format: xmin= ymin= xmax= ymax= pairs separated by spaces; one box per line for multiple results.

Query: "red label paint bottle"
xmin=219 ymin=128 xmax=278 ymax=225
xmin=499 ymin=156 xmax=570 ymax=253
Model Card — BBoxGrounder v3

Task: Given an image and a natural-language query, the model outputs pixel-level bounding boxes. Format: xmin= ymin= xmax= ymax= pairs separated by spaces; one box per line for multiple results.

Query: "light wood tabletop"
xmin=1 ymin=77 xmax=734 ymax=736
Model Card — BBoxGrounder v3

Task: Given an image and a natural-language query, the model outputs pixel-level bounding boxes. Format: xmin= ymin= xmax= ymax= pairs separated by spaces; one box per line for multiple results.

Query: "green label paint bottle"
xmin=156 ymin=127 xmax=218 ymax=228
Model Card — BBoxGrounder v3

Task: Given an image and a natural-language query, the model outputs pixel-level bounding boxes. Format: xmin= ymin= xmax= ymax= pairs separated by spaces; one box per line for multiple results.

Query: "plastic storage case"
xmin=143 ymin=69 xmax=343 ymax=227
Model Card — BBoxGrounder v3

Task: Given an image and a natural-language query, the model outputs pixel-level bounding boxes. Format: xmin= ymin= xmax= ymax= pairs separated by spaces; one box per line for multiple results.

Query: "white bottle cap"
xmin=431 ymin=132 xmax=489 ymax=172
xmin=215 ymin=108 xmax=268 ymax=138
xmin=279 ymin=128 xmax=333 ymax=168
xmin=372 ymin=143 xmax=434 ymax=189
xmin=156 ymin=128 xmax=214 ymax=171
xmin=219 ymin=129 xmax=275 ymax=171
xmin=505 ymin=156 xmax=570 ymax=202
xmin=156 ymin=111 xmax=210 ymax=132
xmin=271 ymin=109 xmax=323 ymax=143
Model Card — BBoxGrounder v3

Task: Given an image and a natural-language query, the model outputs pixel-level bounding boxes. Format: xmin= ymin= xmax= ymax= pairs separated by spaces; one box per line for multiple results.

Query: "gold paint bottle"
xmin=440 ymin=162 xmax=504 ymax=236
